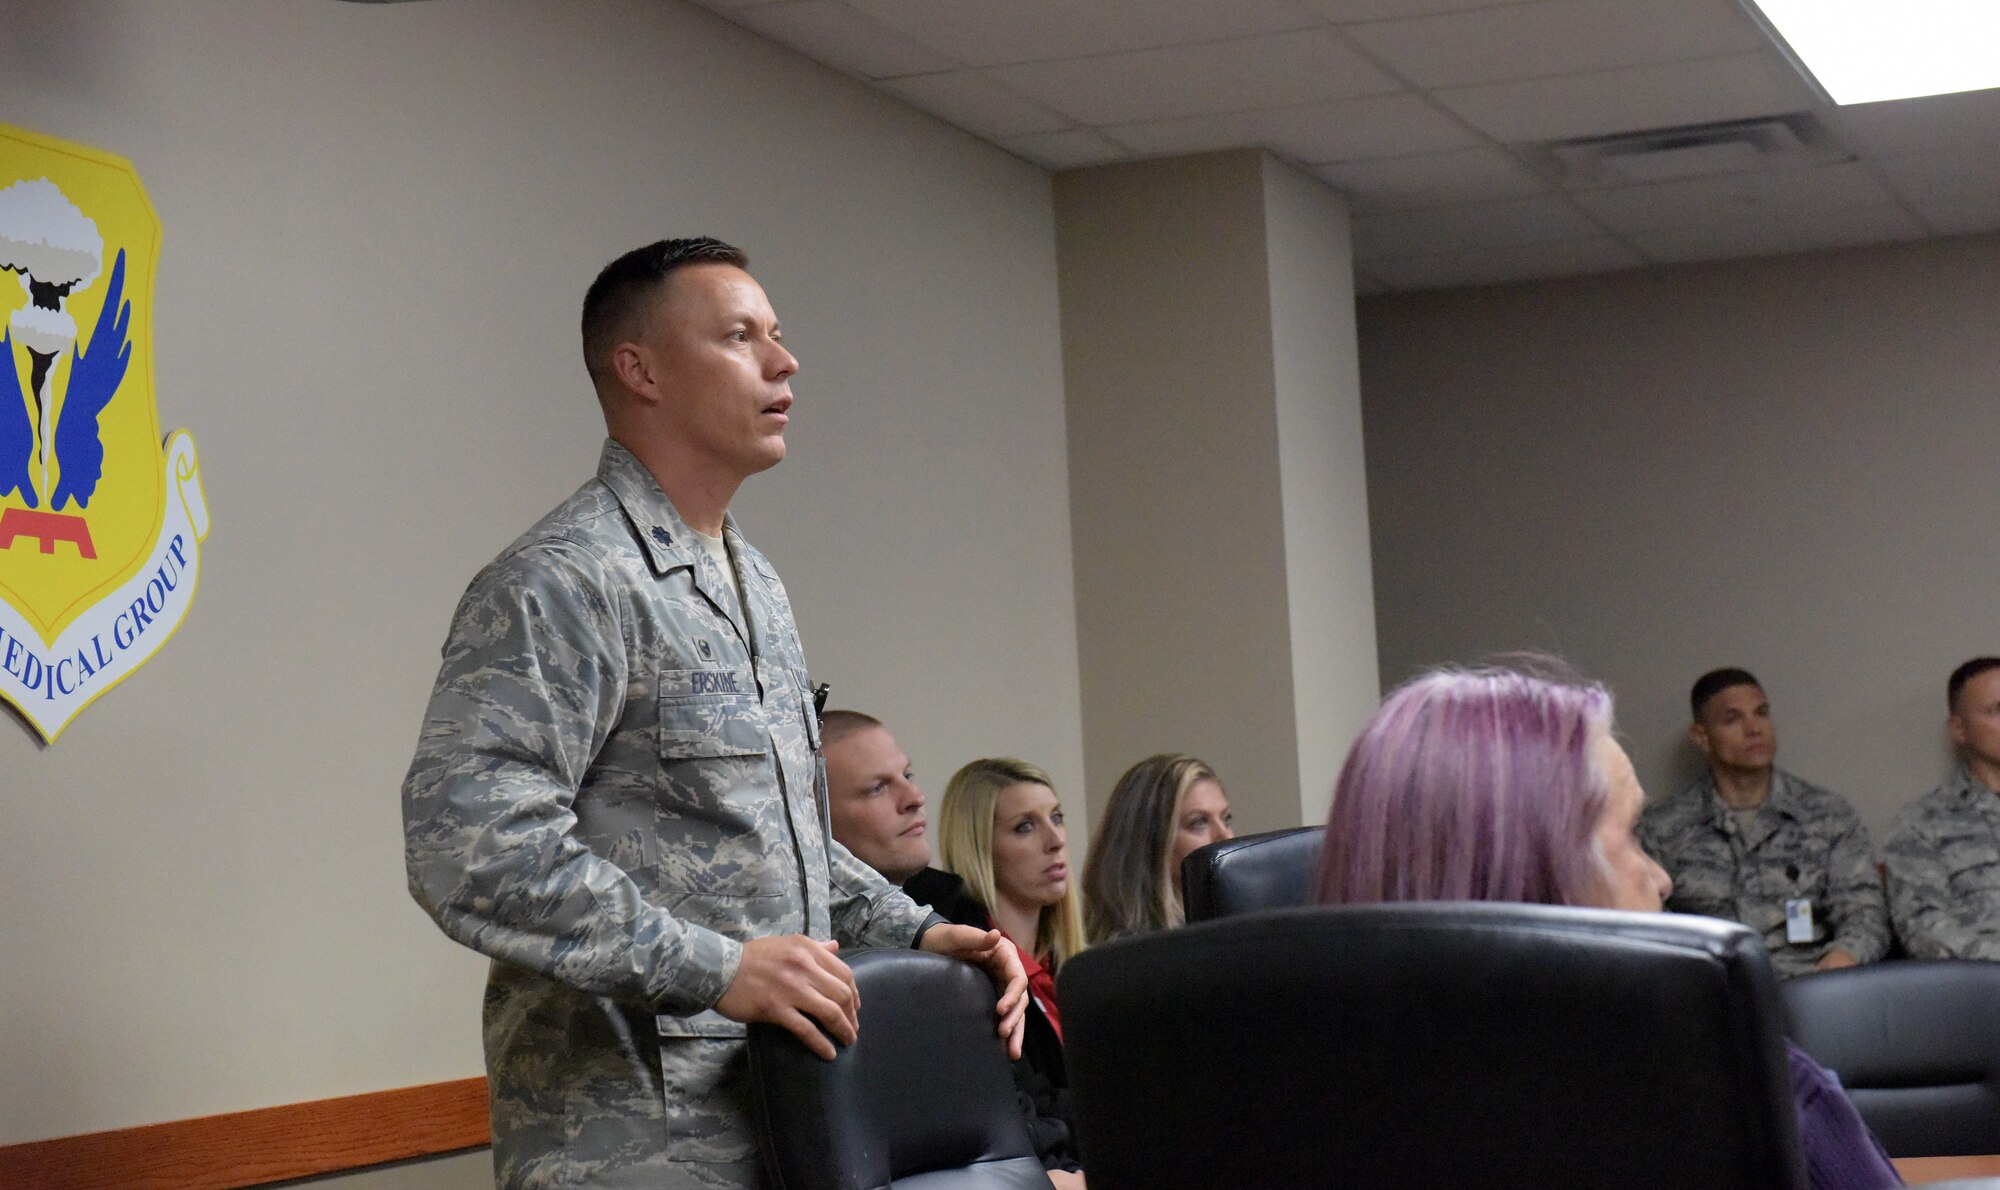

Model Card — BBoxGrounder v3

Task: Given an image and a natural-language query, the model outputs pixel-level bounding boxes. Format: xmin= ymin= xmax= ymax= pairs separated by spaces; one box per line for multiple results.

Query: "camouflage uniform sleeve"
xmin=402 ymin=542 xmax=742 ymax=1015
xmin=824 ymin=834 xmax=932 ymax=949
xmin=1885 ymin=807 xmax=2000 ymax=961
xmin=1821 ymin=810 xmax=1889 ymax=963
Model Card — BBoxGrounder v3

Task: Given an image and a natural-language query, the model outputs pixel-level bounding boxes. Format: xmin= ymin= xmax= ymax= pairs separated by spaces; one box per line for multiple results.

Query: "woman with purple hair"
xmin=1317 ymin=666 xmax=1902 ymax=1190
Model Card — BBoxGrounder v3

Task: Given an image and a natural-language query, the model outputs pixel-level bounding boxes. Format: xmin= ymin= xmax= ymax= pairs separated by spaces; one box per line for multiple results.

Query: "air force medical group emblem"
xmin=0 ymin=124 xmax=208 ymax=742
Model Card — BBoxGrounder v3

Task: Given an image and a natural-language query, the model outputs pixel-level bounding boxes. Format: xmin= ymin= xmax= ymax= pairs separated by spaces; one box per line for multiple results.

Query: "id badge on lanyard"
xmin=1785 ymin=898 xmax=1815 ymax=944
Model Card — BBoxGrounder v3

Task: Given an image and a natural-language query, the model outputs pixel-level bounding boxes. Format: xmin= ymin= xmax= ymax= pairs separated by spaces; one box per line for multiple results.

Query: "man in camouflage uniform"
xmin=402 ymin=238 xmax=1025 ymax=1189
xmin=1637 ymin=668 xmax=1888 ymax=979
xmin=1885 ymin=656 xmax=2000 ymax=959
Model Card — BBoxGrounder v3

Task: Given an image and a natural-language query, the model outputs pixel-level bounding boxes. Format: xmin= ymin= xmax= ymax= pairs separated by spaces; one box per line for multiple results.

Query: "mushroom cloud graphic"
xmin=0 ymin=177 xmax=107 ymax=509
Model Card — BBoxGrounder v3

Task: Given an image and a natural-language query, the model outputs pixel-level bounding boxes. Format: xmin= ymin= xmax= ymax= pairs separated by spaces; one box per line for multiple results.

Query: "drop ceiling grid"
xmin=688 ymin=0 xmax=2000 ymax=290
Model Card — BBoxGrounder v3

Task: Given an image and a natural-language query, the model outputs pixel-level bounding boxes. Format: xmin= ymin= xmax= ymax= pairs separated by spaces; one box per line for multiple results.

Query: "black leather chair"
xmin=747 ymin=948 xmax=1050 ymax=1190
xmin=1783 ymin=959 xmax=2000 ymax=1157
xmin=1060 ymin=902 xmax=1806 ymax=1190
xmin=1179 ymin=825 xmax=1322 ymax=922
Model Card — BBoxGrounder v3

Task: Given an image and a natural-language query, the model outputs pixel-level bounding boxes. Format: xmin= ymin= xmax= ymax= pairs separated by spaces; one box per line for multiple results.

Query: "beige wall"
xmin=1055 ymin=150 xmax=1378 ymax=833
xmin=0 ymin=0 xmax=1081 ymax=1158
xmin=1358 ymin=232 xmax=2000 ymax=839
xmin=1056 ymin=151 xmax=1298 ymax=832
xmin=1262 ymin=157 xmax=1381 ymax=824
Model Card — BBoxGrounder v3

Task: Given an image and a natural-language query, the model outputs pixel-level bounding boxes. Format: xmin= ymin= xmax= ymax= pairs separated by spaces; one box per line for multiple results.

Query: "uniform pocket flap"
xmin=655 ymin=1008 xmax=749 ymax=1039
xmin=658 ymin=667 xmax=767 ymax=759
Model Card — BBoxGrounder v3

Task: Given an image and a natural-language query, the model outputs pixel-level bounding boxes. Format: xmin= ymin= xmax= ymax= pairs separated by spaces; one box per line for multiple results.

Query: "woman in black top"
xmin=938 ymin=757 xmax=1088 ymax=1186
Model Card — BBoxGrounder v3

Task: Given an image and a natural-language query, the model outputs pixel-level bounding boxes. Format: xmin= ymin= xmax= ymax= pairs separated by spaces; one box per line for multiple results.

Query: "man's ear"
xmin=1949 ymin=713 xmax=1970 ymax=749
xmin=610 ymin=340 xmax=661 ymax=405
xmin=1688 ymin=721 xmax=1713 ymax=757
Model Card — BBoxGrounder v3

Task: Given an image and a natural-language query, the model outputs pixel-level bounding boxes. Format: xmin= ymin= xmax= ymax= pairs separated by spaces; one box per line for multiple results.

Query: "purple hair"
xmin=1316 ymin=667 xmax=1615 ymax=909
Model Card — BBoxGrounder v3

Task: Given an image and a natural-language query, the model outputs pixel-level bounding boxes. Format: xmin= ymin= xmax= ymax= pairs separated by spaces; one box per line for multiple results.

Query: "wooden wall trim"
xmin=0 ymin=1077 xmax=490 ymax=1190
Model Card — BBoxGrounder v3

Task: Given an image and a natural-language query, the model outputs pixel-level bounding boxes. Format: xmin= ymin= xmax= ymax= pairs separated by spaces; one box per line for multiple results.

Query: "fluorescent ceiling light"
xmin=1745 ymin=0 xmax=2000 ymax=104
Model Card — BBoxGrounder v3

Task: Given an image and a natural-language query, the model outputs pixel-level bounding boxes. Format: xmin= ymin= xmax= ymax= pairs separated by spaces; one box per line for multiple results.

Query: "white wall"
xmin=0 ymin=0 xmax=1082 ymax=1153
xmin=1358 ymin=233 xmax=2000 ymax=839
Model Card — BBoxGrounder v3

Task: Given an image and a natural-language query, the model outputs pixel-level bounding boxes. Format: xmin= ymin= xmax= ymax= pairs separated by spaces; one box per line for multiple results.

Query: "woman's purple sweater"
xmin=1789 ymin=1041 xmax=1904 ymax=1190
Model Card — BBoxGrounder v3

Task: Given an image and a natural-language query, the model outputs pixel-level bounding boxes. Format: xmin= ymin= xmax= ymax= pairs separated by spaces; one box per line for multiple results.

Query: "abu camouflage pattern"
xmin=1636 ymin=768 xmax=1888 ymax=979
xmin=1884 ymin=765 xmax=2000 ymax=961
xmin=404 ymin=439 xmax=929 ymax=1189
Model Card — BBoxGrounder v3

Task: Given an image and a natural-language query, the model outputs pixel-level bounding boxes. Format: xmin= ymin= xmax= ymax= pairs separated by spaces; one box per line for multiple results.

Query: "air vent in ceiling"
xmin=1521 ymin=113 xmax=1851 ymax=186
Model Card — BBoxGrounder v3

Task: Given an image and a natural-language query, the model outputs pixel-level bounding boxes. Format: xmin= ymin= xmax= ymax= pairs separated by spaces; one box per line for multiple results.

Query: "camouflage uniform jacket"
xmin=403 ymin=440 xmax=931 ymax=1189
xmin=1884 ymin=765 xmax=2000 ymax=960
xmin=1636 ymin=768 xmax=1889 ymax=978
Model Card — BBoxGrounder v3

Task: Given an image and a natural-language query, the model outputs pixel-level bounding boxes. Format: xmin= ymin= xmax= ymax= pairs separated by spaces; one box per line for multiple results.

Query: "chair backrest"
xmin=1783 ymin=959 xmax=2000 ymax=1157
xmin=1180 ymin=826 xmax=1322 ymax=922
xmin=747 ymin=948 xmax=1049 ymax=1190
xmin=1060 ymin=902 xmax=1806 ymax=1190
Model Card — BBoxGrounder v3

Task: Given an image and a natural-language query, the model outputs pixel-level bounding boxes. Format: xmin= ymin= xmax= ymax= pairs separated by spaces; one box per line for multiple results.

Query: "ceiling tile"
xmin=1110 ymin=93 xmax=1480 ymax=162
xmin=1628 ymin=203 xmax=1926 ymax=263
xmin=1312 ymin=146 xmax=1546 ymax=212
xmin=1434 ymin=51 xmax=1817 ymax=144
xmin=1873 ymin=142 xmax=2000 ymax=204
xmin=1910 ymin=194 xmax=2000 ymax=238
xmin=999 ymin=128 xmax=1134 ymax=170
xmin=1365 ymin=236 xmax=1645 ymax=289
xmin=1832 ymin=88 xmax=2000 ymax=156
xmin=731 ymin=1 xmax=957 ymax=79
xmin=845 ymin=0 xmax=1322 ymax=67
xmin=1346 ymin=0 xmax=1764 ymax=89
xmin=1300 ymin=0 xmax=1523 ymax=21
xmin=1351 ymin=194 xmax=1600 ymax=259
xmin=879 ymin=70 xmax=1072 ymax=138
xmin=1571 ymin=162 xmax=1900 ymax=234
xmin=992 ymin=30 xmax=1398 ymax=126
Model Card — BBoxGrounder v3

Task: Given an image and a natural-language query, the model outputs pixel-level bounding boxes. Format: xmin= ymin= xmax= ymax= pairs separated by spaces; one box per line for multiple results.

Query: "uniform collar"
xmin=1699 ymin=768 xmax=1801 ymax=832
xmin=596 ymin=438 xmax=752 ymax=643
xmin=1950 ymin=763 xmax=2000 ymax=802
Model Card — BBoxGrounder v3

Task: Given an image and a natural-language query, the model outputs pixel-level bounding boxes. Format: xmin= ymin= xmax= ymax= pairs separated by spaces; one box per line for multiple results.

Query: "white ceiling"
xmin=686 ymin=0 xmax=2000 ymax=292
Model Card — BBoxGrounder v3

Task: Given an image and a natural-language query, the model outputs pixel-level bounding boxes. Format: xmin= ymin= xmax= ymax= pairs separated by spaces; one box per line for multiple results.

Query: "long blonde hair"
xmin=938 ymin=757 xmax=1088 ymax=966
xmin=1082 ymin=753 xmax=1220 ymax=942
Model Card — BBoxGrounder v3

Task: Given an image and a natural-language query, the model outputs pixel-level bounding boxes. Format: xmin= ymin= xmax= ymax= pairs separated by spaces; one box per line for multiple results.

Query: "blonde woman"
xmin=939 ymin=757 xmax=1088 ymax=1186
xmin=1080 ymin=753 xmax=1234 ymax=943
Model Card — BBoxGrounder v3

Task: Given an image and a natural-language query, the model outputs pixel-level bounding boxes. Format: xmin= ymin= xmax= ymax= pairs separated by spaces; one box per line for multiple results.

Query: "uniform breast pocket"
xmin=658 ymin=667 xmax=767 ymax=760
xmin=656 ymin=668 xmax=787 ymax=897
xmin=1946 ymin=851 xmax=2000 ymax=898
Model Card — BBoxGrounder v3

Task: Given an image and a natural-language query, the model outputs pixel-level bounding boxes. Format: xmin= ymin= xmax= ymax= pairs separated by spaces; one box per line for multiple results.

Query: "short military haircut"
xmin=581 ymin=236 xmax=748 ymax=384
xmin=1949 ymin=657 xmax=2000 ymax=713
xmin=1690 ymin=667 xmax=1761 ymax=721
xmin=819 ymin=709 xmax=883 ymax=750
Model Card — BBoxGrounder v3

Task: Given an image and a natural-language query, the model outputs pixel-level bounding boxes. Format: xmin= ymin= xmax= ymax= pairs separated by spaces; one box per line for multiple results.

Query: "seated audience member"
xmin=1318 ymin=666 xmax=1902 ymax=1190
xmin=820 ymin=710 xmax=978 ymax=920
xmin=1885 ymin=657 xmax=2000 ymax=959
xmin=938 ymin=758 xmax=1088 ymax=1186
xmin=821 ymin=720 xmax=1085 ymax=1187
xmin=1080 ymin=753 xmax=1235 ymax=943
xmin=1637 ymin=668 xmax=1889 ymax=978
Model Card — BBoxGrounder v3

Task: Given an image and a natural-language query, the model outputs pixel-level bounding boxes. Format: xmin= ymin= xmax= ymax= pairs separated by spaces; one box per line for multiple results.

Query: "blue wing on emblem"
xmin=0 ymin=326 xmax=38 ymax=508
xmin=51 ymin=248 xmax=131 ymax=512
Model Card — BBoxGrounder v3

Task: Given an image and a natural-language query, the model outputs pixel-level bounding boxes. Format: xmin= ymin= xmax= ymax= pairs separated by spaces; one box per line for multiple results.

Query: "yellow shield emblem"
xmin=0 ymin=124 xmax=208 ymax=741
